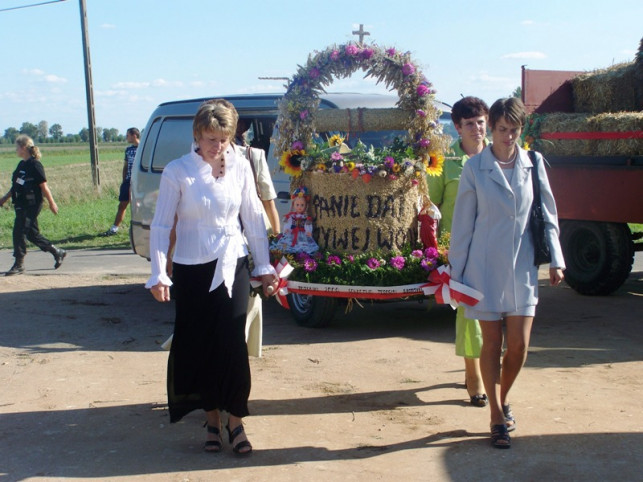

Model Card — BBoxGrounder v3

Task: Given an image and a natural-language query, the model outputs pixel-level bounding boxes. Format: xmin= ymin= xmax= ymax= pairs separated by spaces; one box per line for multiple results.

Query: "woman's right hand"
xmin=150 ymin=282 xmax=171 ymax=302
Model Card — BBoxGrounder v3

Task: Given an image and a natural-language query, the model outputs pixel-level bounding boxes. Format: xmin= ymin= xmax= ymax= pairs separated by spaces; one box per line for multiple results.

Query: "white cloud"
xmin=521 ymin=20 xmax=535 ymax=25
xmin=44 ymin=74 xmax=67 ymax=83
xmin=112 ymin=81 xmax=150 ymax=89
xmin=501 ymin=51 xmax=547 ymax=60
xmin=151 ymin=79 xmax=183 ymax=88
xmin=23 ymin=68 xmax=45 ymax=76
xmin=101 ymin=23 xmax=116 ymax=29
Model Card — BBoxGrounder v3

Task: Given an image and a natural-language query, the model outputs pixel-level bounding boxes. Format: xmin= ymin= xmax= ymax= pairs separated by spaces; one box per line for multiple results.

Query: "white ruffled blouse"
xmin=145 ymin=145 xmax=276 ymax=296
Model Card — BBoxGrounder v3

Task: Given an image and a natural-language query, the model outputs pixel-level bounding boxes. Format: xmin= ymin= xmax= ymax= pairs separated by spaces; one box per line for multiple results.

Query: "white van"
xmin=130 ymin=93 xmax=453 ymax=325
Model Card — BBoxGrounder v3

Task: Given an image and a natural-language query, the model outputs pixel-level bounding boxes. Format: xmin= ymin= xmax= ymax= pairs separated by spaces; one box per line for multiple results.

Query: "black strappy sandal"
xmin=203 ymin=423 xmax=222 ymax=453
xmin=226 ymin=423 xmax=253 ymax=456
xmin=503 ymin=404 xmax=516 ymax=432
xmin=490 ymin=424 xmax=511 ymax=449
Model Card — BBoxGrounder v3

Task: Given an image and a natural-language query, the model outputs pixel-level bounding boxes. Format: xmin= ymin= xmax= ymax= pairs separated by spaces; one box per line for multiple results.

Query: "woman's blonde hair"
xmin=15 ymin=134 xmax=41 ymax=160
xmin=193 ymin=99 xmax=239 ymax=142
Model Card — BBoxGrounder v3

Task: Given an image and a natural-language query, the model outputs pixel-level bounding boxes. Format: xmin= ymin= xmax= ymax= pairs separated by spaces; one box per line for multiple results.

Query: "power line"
xmin=0 ymin=0 xmax=66 ymax=13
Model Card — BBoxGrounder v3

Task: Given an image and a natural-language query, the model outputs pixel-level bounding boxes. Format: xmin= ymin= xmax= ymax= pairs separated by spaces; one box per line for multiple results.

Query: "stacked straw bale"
xmin=293 ymin=172 xmax=427 ymax=254
xmin=572 ymin=62 xmax=641 ymax=113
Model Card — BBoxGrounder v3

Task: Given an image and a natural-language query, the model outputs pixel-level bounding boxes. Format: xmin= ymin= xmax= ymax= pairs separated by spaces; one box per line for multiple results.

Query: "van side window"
xmin=151 ymin=117 xmax=194 ymax=172
xmin=139 ymin=118 xmax=161 ymax=171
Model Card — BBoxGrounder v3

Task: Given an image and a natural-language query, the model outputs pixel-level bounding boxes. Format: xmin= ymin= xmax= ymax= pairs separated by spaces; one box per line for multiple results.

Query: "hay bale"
xmin=294 ymin=171 xmax=427 ymax=254
xmin=315 ymin=107 xmax=412 ymax=132
xmin=538 ymin=113 xmax=594 ymax=156
xmin=573 ymin=62 xmax=641 ymax=113
xmin=536 ymin=112 xmax=643 ymax=157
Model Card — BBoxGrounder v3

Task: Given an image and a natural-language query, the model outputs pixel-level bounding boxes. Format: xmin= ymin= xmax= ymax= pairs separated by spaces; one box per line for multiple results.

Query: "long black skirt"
xmin=167 ymin=257 xmax=250 ymax=423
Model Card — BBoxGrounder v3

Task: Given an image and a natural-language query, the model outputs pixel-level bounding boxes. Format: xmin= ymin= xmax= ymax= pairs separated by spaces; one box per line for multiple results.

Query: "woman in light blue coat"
xmin=449 ymin=97 xmax=565 ymax=448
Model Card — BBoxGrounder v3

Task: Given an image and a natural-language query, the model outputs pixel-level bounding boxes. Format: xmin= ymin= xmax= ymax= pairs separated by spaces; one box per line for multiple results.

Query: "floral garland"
xmin=275 ymin=42 xmax=451 ymax=180
xmin=271 ymin=236 xmax=450 ymax=288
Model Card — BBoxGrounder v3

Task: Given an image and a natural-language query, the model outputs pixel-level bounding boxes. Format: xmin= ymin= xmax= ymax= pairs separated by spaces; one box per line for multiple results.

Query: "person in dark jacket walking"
xmin=0 ymin=135 xmax=66 ymax=275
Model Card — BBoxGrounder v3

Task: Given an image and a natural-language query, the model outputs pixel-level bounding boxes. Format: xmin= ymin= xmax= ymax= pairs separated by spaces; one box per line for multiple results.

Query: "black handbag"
xmin=528 ymin=150 xmax=552 ymax=266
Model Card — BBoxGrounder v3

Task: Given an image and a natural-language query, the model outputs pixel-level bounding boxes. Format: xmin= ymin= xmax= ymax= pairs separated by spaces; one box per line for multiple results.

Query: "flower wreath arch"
xmin=275 ymin=42 xmax=450 ymax=178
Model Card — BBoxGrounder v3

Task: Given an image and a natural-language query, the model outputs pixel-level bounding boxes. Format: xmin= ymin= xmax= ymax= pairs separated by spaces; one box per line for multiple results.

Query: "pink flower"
xmin=384 ymin=156 xmax=395 ymax=168
xmin=411 ymin=249 xmax=423 ymax=258
xmin=345 ymin=254 xmax=355 ymax=263
xmin=386 ymin=48 xmax=397 ymax=56
xmin=416 ymin=109 xmax=426 ymax=118
xmin=300 ymin=110 xmax=309 ymax=120
xmin=327 ymin=255 xmax=342 ymax=266
xmin=309 ymin=67 xmax=320 ymax=79
xmin=420 ymin=258 xmax=434 ymax=271
xmin=390 ymin=256 xmax=405 ymax=270
xmin=330 ymin=50 xmax=340 ymax=61
xmin=419 ymin=138 xmax=431 ymax=148
xmin=304 ymin=259 xmax=318 ymax=272
xmin=402 ymin=63 xmax=416 ymax=76
xmin=411 ymin=179 xmax=419 ymax=186
xmin=366 ymin=258 xmax=381 ymax=270
xmin=416 ymin=84 xmax=430 ymax=97
xmin=360 ymin=48 xmax=374 ymax=59
xmin=331 ymin=151 xmax=343 ymax=161
xmin=291 ymin=140 xmax=304 ymax=150
xmin=388 ymin=174 xmax=398 ymax=180
xmin=345 ymin=44 xmax=359 ymax=56
xmin=424 ymin=247 xmax=439 ymax=259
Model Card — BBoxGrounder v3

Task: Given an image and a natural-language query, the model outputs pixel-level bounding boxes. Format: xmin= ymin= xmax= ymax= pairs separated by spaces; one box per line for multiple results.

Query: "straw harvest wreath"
xmin=271 ymin=42 xmax=452 ymax=287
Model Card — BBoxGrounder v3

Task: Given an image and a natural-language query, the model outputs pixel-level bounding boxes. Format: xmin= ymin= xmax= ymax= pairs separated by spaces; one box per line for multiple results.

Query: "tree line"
xmin=1 ymin=121 xmax=127 ymax=144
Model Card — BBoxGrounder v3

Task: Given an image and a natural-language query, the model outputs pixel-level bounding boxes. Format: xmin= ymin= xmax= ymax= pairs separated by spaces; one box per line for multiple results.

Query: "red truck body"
xmin=521 ymin=67 xmax=642 ymax=295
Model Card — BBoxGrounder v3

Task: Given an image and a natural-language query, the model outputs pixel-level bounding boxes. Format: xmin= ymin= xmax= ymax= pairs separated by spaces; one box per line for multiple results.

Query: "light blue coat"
xmin=449 ymin=144 xmax=565 ymax=314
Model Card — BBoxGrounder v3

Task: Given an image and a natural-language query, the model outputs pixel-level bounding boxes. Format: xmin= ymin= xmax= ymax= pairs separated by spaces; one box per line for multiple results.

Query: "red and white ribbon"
xmin=420 ymin=265 xmax=484 ymax=309
xmin=251 ymin=257 xmax=294 ymax=308
xmin=287 ymin=281 xmax=427 ymax=300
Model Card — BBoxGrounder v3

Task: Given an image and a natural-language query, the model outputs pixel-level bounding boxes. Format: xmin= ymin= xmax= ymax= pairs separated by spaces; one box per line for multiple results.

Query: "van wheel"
xmin=287 ymin=293 xmax=337 ymax=328
xmin=560 ymin=221 xmax=633 ymax=295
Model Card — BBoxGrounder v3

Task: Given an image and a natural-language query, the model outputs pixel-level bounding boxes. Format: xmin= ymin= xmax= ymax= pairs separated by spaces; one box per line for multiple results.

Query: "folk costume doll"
xmin=271 ymin=186 xmax=318 ymax=254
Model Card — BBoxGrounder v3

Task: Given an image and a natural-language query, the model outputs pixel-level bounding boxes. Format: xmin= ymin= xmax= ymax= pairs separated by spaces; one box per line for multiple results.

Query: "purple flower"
xmin=331 ymin=151 xmax=343 ymax=161
xmin=304 ymin=259 xmax=318 ymax=272
xmin=420 ymin=258 xmax=435 ymax=271
xmin=360 ymin=48 xmax=374 ymax=59
xmin=345 ymin=254 xmax=355 ymax=263
xmin=327 ymin=255 xmax=341 ymax=266
xmin=390 ymin=256 xmax=405 ymax=270
xmin=402 ymin=63 xmax=416 ymax=76
xmin=345 ymin=44 xmax=359 ymax=56
xmin=416 ymin=109 xmax=426 ymax=118
xmin=384 ymin=156 xmax=395 ymax=169
xmin=411 ymin=249 xmax=423 ymax=258
xmin=386 ymin=48 xmax=397 ymax=56
xmin=419 ymin=138 xmax=431 ymax=148
xmin=330 ymin=50 xmax=340 ymax=61
xmin=424 ymin=247 xmax=439 ymax=259
xmin=309 ymin=67 xmax=320 ymax=79
xmin=300 ymin=110 xmax=309 ymax=120
xmin=416 ymin=84 xmax=430 ymax=97
xmin=291 ymin=140 xmax=304 ymax=150
xmin=295 ymin=252 xmax=310 ymax=262
xmin=366 ymin=258 xmax=381 ymax=270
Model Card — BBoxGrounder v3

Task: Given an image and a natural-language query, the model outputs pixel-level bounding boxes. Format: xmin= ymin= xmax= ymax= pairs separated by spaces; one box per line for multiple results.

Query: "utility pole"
xmin=79 ymin=0 xmax=100 ymax=188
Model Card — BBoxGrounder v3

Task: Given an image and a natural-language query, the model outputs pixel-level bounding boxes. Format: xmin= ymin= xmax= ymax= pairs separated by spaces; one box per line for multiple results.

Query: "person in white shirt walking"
xmin=146 ymin=99 xmax=278 ymax=456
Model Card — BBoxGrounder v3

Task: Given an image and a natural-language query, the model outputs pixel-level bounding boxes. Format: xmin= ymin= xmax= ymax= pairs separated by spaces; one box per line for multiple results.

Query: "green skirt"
xmin=455 ymin=305 xmax=482 ymax=358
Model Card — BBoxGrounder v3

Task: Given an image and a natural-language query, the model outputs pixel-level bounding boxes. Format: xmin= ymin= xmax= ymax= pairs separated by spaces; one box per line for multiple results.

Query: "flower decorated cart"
xmin=269 ymin=42 xmax=477 ymax=326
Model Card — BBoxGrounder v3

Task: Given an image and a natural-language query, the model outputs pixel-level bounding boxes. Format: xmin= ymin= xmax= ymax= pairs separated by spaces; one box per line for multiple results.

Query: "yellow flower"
xmin=328 ymin=134 xmax=344 ymax=147
xmin=346 ymin=161 xmax=356 ymax=171
xmin=426 ymin=154 xmax=444 ymax=177
xmin=279 ymin=150 xmax=306 ymax=177
xmin=392 ymin=163 xmax=401 ymax=173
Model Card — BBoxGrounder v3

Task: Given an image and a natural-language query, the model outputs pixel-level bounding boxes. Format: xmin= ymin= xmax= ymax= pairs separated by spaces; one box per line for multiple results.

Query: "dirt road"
xmin=1 ymin=249 xmax=642 ymax=481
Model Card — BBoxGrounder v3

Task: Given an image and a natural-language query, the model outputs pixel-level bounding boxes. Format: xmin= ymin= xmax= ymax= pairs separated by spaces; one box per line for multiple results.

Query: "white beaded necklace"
xmin=495 ymin=149 xmax=517 ymax=166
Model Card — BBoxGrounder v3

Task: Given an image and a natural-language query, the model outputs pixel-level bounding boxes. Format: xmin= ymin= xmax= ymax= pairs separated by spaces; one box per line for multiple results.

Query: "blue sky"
xmin=1 ymin=0 xmax=641 ymax=136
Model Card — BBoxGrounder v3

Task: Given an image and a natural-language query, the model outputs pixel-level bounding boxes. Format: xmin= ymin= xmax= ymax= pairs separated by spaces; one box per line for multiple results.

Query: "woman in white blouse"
xmin=449 ymin=97 xmax=565 ymax=449
xmin=146 ymin=99 xmax=278 ymax=455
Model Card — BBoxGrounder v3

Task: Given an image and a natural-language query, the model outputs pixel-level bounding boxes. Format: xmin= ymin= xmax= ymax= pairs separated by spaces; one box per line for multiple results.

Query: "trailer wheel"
xmin=560 ymin=221 xmax=633 ymax=295
xmin=287 ymin=293 xmax=337 ymax=328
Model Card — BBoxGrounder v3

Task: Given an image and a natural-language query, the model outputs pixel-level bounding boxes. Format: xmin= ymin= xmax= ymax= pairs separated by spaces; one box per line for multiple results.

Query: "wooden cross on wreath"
xmin=351 ymin=24 xmax=370 ymax=44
